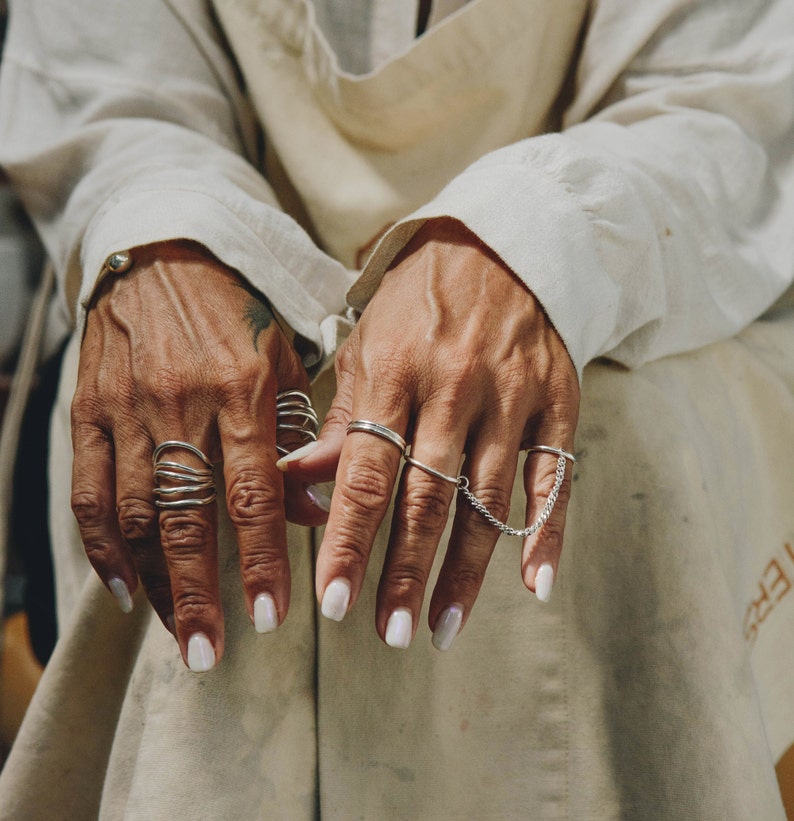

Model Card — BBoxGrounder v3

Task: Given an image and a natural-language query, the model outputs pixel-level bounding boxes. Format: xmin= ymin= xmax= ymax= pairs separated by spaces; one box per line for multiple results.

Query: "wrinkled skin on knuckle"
xmin=172 ymin=589 xmax=217 ymax=624
xmin=82 ymin=538 xmax=116 ymax=569
xmin=138 ymin=365 xmax=194 ymax=408
xmin=383 ymin=563 xmax=430 ymax=596
xmin=446 ymin=561 xmax=486 ymax=594
xmin=397 ymin=480 xmax=451 ymax=535
xmin=323 ymin=537 xmax=370 ymax=574
xmin=71 ymin=390 xmax=104 ymax=429
xmin=160 ymin=511 xmax=208 ymax=555
xmin=468 ymin=482 xmax=511 ymax=524
xmin=117 ymin=497 xmax=159 ymax=544
xmin=226 ymin=472 xmax=282 ymax=529
xmin=71 ymin=487 xmax=111 ymax=529
xmin=339 ymin=460 xmax=395 ymax=517
xmin=239 ymin=545 xmax=288 ymax=580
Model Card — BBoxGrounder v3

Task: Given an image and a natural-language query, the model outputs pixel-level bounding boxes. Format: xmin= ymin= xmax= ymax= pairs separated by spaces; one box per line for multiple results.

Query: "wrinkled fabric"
xmin=0 ymin=0 xmax=793 ymax=817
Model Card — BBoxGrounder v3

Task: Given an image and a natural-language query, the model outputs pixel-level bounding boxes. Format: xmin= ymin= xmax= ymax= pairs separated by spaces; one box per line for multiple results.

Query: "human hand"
xmin=71 ymin=241 xmax=328 ymax=671
xmin=279 ymin=219 xmax=580 ymax=650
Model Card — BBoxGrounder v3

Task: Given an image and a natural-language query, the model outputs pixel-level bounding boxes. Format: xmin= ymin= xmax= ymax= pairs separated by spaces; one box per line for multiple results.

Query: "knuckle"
xmin=117 ymin=498 xmax=158 ymax=543
xmin=160 ymin=512 xmax=208 ymax=555
xmin=82 ymin=539 xmax=115 ymax=568
xmin=334 ymin=336 xmax=358 ymax=378
xmin=398 ymin=481 xmax=451 ymax=534
xmin=226 ymin=472 xmax=282 ymax=528
xmin=384 ymin=564 xmax=430 ymax=597
xmin=324 ymin=535 xmax=370 ymax=574
xmin=239 ymin=545 xmax=287 ymax=579
xmin=338 ymin=461 xmax=395 ymax=516
xmin=172 ymin=589 xmax=216 ymax=623
xmin=139 ymin=367 xmax=190 ymax=404
xmin=71 ymin=488 xmax=110 ymax=525
xmin=446 ymin=562 xmax=486 ymax=593
xmin=468 ymin=483 xmax=511 ymax=524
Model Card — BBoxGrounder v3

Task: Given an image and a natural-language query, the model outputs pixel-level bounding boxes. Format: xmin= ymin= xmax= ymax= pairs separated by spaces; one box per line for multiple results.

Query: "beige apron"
xmin=1 ymin=1 xmax=792 ymax=818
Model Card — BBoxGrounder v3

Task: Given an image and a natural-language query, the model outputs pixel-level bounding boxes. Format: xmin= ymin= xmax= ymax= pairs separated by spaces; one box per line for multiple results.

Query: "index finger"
xmin=315 ymin=415 xmax=408 ymax=622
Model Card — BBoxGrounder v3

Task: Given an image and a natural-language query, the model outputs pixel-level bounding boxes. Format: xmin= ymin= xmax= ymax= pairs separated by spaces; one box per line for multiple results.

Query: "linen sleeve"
xmin=350 ymin=0 xmax=794 ymax=379
xmin=0 ymin=0 xmax=354 ymax=367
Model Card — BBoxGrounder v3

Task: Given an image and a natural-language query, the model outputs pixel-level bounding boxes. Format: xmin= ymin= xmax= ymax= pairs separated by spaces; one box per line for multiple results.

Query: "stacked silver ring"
xmin=153 ymin=441 xmax=216 ymax=510
xmin=276 ymin=390 xmax=319 ymax=456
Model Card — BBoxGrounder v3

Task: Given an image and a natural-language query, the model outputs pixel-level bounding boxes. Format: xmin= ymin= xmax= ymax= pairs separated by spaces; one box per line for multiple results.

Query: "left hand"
xmin=280 ymin=219 xmax=580 ymax=649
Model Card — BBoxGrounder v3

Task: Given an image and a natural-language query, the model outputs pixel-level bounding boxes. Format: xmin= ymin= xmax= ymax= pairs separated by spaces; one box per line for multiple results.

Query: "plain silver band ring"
xmin=404 ymin=454 xmax=458 ymax=486
xmin=526 ymin=445 xmax=576 ymax=463
xmin=346 ymin=420 xmax=407 ymax=454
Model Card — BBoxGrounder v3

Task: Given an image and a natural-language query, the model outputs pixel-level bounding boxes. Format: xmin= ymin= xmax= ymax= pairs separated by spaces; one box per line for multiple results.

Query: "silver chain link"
xmin=456 ymin=454 xmax=568 ymax=538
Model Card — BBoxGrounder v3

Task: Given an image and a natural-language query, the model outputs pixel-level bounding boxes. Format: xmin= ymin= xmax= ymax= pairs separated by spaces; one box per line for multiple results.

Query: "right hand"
xmin=70 ymin=240 xmax=327 ymax=671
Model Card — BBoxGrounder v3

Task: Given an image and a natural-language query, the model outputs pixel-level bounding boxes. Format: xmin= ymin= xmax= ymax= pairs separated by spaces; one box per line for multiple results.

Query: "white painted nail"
xmin=385 ymin=608 xmax=413 ymax=649
xmin=187 ymin=633 xmax=216 ymax=672
xmin=321 ymin=578 xmax=351 ymax=622
xmin=305 ymin=484 xmax=332 ymax=513
xmin=276 ymin=440 xmax=322 ymax=470
xmin=432 ymin=604 xmax=464 ymax=652
xmin=534 ymin=563 xmax=555 ymax=603
xmin=254 ymin=593 xmax=279 ymax=633
xmin=108 ymin=577 xmax=133 ymax=614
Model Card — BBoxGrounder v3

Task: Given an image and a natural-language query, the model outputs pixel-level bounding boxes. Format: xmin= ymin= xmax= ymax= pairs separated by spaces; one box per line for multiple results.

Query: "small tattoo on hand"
xmin=237 ymin=282 xmax=275 ymax=352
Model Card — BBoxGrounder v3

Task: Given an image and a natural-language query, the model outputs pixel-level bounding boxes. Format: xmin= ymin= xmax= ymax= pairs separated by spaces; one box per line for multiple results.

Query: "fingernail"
xmin=187 ymin=632 xmax=216 ymax=672
xmin=276 ymin=440 xmax=322 ymax=470
xmin=385 ymin=608 xmax=413 ymax=649
xmin=305 ymin=484 xmax=332 ymax=512
xmin=534 ymin=563 xmax=555 ymax=603
xmin=254 ymin=593 xmax=279 ymax=633
xmin=321 ymin=578 xmax=351 ymax=622
xmin=432 ymin=604 xmax=464 ymax=652
xmin=108 ymin=577 xmax=133 ymax=614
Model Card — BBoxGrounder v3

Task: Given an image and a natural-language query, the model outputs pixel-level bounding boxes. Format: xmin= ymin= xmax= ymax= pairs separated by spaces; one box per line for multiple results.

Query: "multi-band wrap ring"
xmin=346 ymin=420 xmax=576 ymax=538
xmin=152 ymin=391 xmax=319 ymax=509
xmin=276 ymin=389 xmax=319 ymax=456
xmin=152 ymin=441 xmax=217 ymax=510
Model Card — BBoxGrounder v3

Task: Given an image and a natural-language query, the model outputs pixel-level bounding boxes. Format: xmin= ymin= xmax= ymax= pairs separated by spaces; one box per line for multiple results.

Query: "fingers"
xmin=218 ymin=399 xmax=289 ymax=636
xmin=314 ymin=339 xmax=409 ymax=621
xmin=152 ymin=436 xmax=224 ymax=672
xmin=315 ymin=419 xmax=406 ymax=621
xmin=374 ymin=406 xmax=467 ymax=649
xmin=425 ymin=416 xmax=520 ymax=650
xmin=71 ymin=420 xmax=139 ymax=613
xmin=520 ymin=419 xmax=577 ymax=604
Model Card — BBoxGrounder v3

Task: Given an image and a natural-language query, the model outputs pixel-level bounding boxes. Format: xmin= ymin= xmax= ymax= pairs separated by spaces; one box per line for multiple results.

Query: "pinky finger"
xmin=71 ymin=423 xmax=137 ymax=613
xmin=520 ymin=446 xmax=575 ymax=603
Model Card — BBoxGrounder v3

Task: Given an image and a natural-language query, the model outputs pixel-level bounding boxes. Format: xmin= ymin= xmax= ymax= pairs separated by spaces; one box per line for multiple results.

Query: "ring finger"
xmin=427 ymin=413 xmax=524 ymax=651
xmin=152 ymin=435 xmax=223 ymax=672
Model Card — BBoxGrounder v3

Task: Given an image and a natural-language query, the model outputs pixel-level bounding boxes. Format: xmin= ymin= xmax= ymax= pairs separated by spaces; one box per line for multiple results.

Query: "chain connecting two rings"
xmin=153 ymin=390 xmax=319 ymax=510
xmin=346 ymin=420 xmax=576 ymax=538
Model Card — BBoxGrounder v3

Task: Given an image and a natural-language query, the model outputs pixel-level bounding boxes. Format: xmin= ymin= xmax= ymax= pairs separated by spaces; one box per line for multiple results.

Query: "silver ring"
xmin=404 ymin=453 xmax=458 ymax=485
xmin=276 ymin=390 xmax=319 ymax=456
xmin=526 ymin=445 xmax=576 ymax=463
xmin=152 ymin=440 xmax=217 ymax=509
xmin=346 ymin=420 xmax=407 ymax=454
